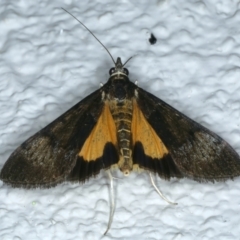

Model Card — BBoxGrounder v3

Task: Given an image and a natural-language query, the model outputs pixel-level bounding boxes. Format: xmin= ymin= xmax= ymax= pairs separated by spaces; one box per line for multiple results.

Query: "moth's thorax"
xmin=105 ymin=77 xmax=134 ymax=176
xmin=109 ymin=78 xmax=131 ymax=100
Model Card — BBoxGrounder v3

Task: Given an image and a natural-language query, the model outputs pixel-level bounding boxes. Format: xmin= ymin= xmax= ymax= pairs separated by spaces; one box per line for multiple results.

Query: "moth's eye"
xmin=123 ymin=68 xmax=129 ymax=75
xmin=109 ymin=68 xmax=115 ymax=75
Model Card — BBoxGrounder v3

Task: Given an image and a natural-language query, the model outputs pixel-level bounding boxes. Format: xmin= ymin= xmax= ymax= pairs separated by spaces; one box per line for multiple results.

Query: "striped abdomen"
xmin=109 ymin=99 xmax=133 ymax=175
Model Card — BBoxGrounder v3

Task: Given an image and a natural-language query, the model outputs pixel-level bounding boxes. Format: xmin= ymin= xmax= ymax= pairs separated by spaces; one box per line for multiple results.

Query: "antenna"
xmin=123 ymin=56 xmax=134 ymax=67
xmin=61 ymin=8 xmax=116 ymax=65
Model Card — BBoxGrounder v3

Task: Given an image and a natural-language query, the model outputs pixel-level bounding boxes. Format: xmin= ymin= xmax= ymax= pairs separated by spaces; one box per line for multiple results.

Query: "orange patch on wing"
xmin=79 ymin=102 xmax=117 ymax=161
xmin=131 ymin=99 xmax=168 ymax=159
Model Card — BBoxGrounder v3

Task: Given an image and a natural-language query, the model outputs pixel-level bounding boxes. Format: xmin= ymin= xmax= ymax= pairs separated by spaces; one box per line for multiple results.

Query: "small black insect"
xmin=149 ymin=33 xmax=157 ymax=45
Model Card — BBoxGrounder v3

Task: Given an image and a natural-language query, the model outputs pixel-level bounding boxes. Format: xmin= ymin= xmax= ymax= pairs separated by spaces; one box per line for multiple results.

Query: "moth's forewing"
xmin=135 ymin=87 xmax=240 ymax=182
xmin=0 ymin=88 xmax=118 ymax=188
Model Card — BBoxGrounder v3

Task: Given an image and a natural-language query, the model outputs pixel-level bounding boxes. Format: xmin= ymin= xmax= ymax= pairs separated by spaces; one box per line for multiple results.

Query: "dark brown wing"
xmin=134 ymin=87 xmax=240 ymax=182
xmin=0 ymin=88 xmax=118 ymax=188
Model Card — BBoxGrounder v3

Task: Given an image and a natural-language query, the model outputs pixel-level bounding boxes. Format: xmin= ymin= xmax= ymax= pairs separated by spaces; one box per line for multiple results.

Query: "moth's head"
xmin=109 ymin=57 xmax=129 ymax=77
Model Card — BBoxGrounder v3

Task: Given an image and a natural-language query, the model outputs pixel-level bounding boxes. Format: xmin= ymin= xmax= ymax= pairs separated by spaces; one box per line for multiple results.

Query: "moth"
xmin=1 ymin=9 xmax=240 ymax=232
xmin=1 ymin=57 xmax=240 ymax=186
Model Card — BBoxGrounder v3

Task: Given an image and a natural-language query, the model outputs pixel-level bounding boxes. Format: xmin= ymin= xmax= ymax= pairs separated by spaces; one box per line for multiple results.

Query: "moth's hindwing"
xmin=0 ymin=88 xmax=118 ymax=188
xmin=135 ymin=87 xmax=240 ymax=182
xmin=131 ymin=99 xmax=168 ymax=159
xmin=69 ymin=101 xmax=119 ymax=181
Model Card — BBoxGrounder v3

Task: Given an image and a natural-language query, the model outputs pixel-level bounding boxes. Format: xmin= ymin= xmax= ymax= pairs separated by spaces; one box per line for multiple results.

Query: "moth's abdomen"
xmin=109 ymin=99 xmax=133 ymax=175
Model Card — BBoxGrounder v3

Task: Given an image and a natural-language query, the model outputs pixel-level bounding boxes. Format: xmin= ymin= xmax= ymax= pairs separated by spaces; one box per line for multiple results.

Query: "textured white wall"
xmin=1 ymin=0 xmax=240 ymax=239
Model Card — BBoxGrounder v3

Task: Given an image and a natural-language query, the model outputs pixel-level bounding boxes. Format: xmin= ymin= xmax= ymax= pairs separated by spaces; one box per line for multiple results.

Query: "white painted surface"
xmin=1 ymin=0 xmax=240 ymax=239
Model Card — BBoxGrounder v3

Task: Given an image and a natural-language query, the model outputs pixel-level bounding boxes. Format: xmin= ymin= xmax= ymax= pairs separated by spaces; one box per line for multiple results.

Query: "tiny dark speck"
xmin=149 ymin=33 xmax=157 ymax=45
